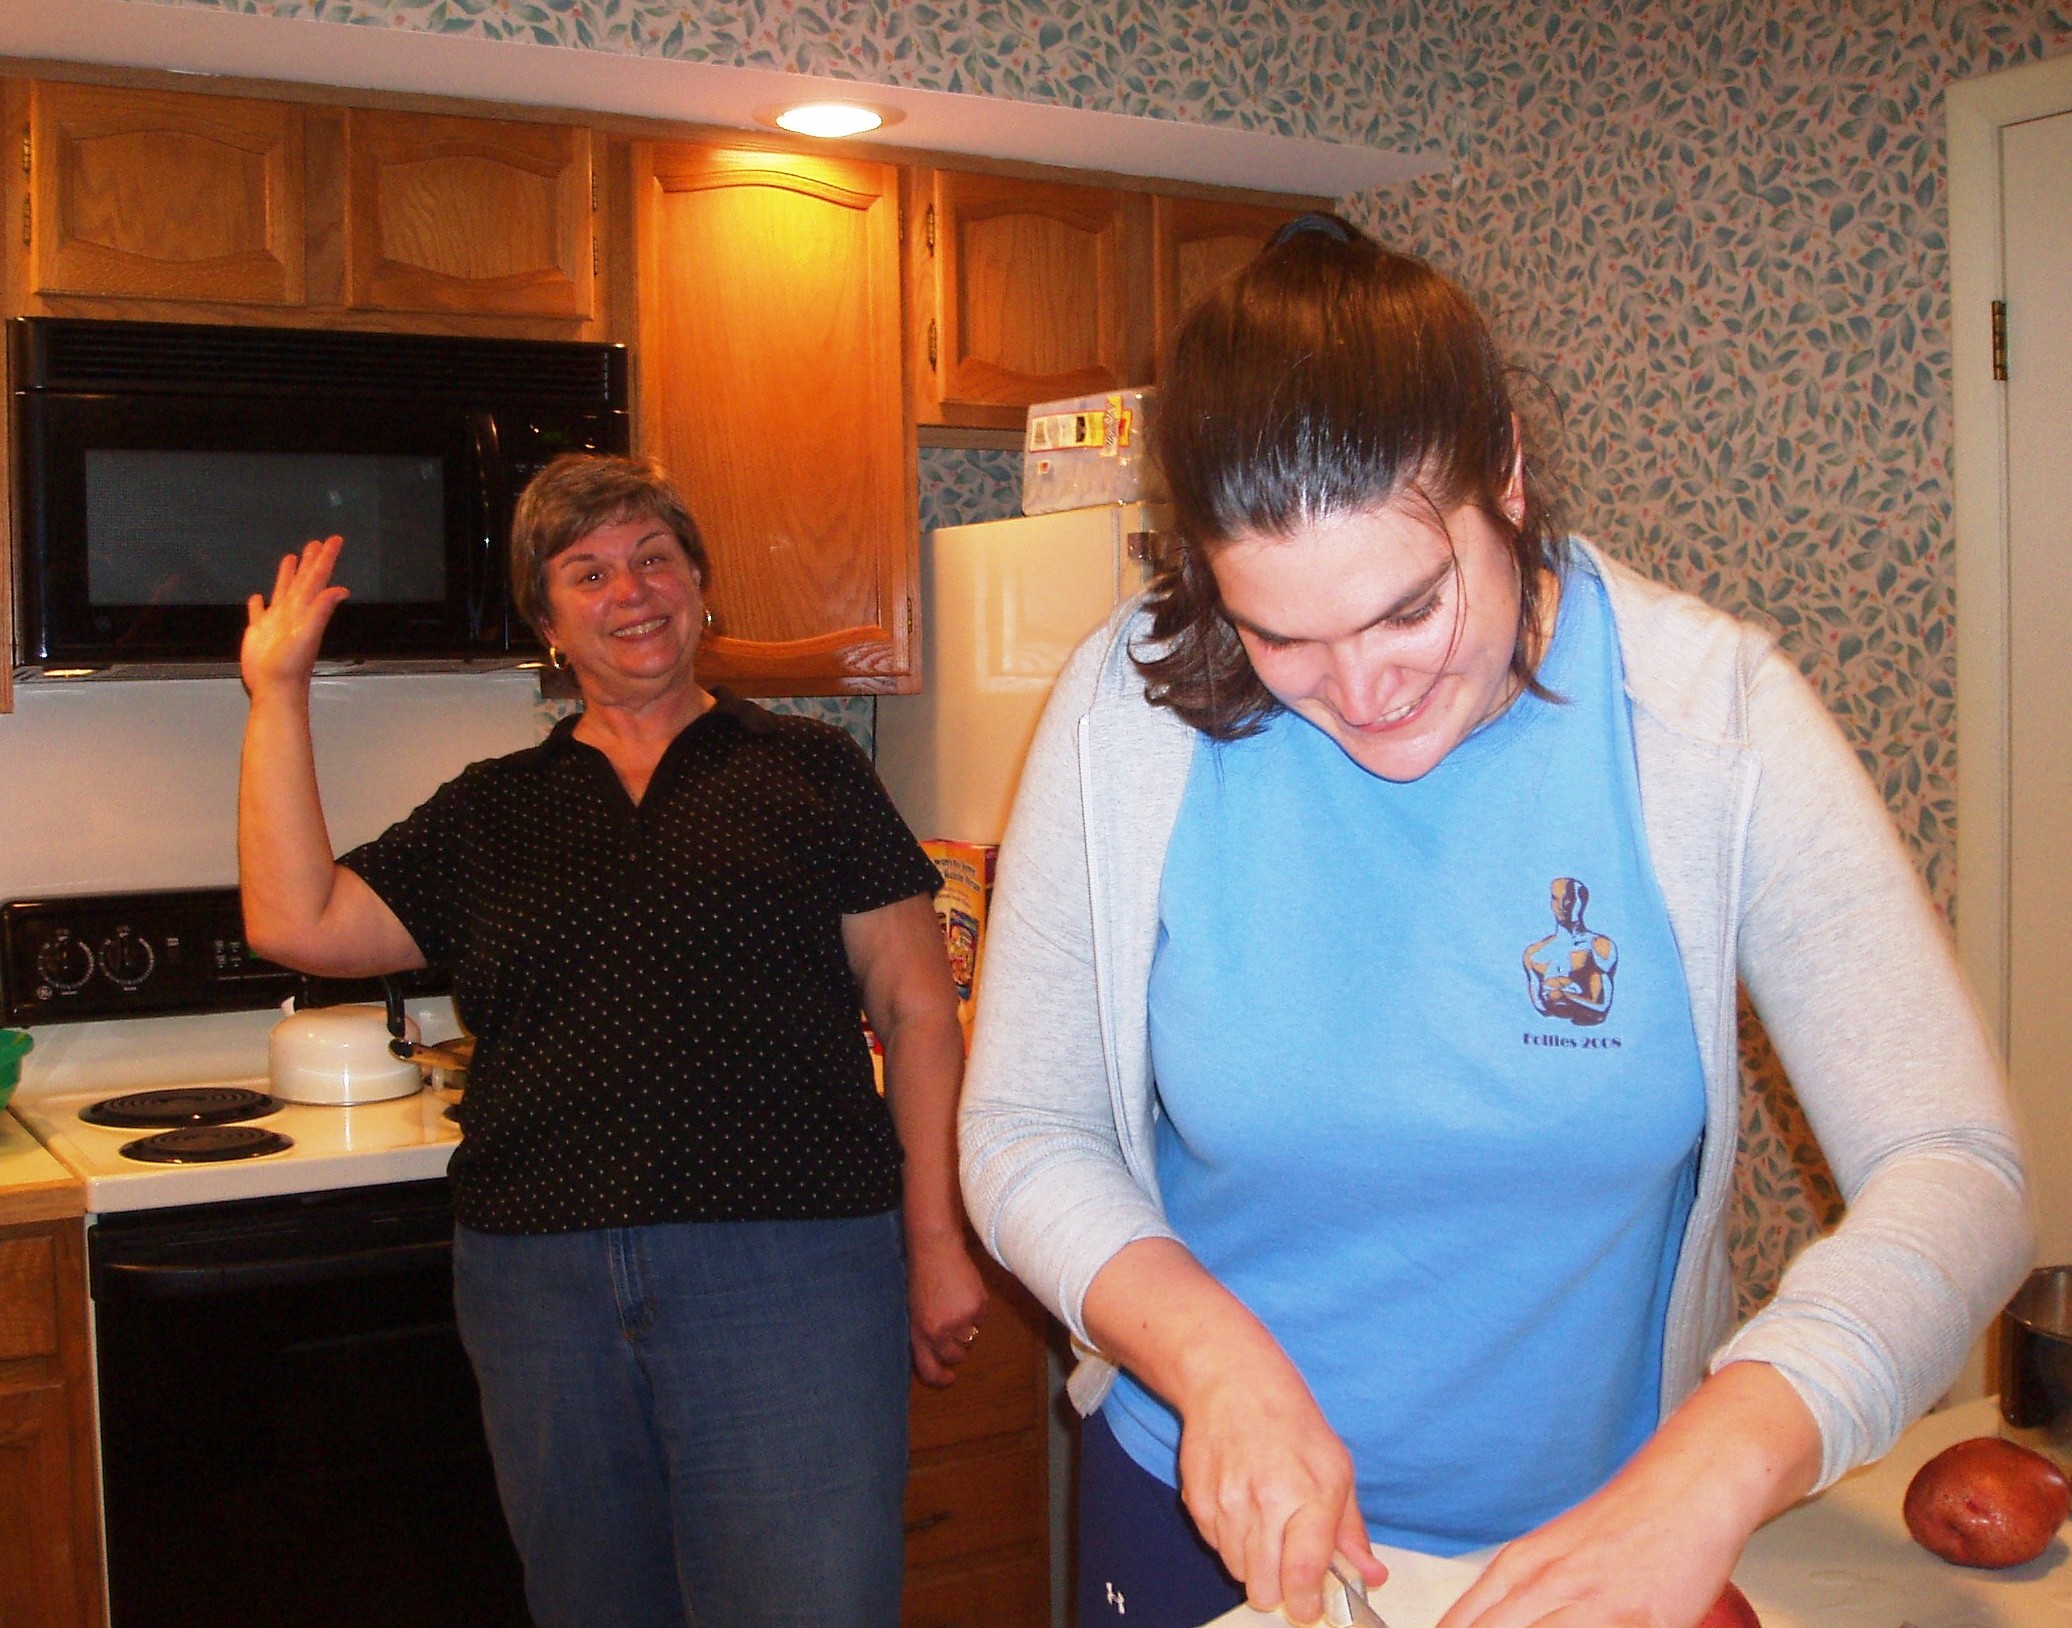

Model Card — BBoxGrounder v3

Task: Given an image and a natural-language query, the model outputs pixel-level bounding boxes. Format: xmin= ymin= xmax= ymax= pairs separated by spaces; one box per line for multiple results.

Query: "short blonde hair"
xmin=508 ymin=454 xmax=711 ymax=640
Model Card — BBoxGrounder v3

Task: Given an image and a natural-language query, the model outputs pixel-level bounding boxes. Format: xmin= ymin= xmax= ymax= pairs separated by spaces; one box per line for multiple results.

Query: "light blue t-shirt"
xmin=1105 ymin=557 xmax=1706 ymax=1555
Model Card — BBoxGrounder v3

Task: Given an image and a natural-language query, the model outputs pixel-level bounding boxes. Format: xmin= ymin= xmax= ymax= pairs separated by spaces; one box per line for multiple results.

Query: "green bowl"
xmin=0 ymin=1028 xmax=32 ymax=1111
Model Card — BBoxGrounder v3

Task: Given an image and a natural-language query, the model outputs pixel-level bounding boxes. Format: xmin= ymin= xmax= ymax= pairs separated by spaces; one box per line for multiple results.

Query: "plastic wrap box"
xmin=1021 ymin=389 xmax=1166 ymax=516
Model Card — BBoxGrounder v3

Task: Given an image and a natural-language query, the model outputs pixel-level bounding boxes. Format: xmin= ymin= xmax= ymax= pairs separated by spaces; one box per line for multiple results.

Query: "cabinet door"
xmin=346 ymin=109 xmax=594 ymax=319
xmin=0 ymin=1223 xmax=101 ymax=1628
xmin=1152 ymin=195 xmax=1305 ymax=368
xmin=915 ymin=170 xmax=1144 ymax=430
xmin=635 ymin=143 xmax=915 ymax=694
xmin=28 ymin=81 xmax=304 ymax=305
xmin=902 ymin=1256 xmax=1050 ymax=1628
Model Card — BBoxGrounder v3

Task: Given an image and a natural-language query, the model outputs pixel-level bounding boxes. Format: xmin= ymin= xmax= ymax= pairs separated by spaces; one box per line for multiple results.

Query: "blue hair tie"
xmin=1267 ymin=212 xmax=1358 ymax=249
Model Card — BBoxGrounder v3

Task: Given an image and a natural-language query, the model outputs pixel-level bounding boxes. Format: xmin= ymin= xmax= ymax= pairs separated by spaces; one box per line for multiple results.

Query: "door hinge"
xmin=924 ymin=203 xmax=936 ymax=257
xmin=1991 ymin=299 xmax=2008 ymax=382
xmin=926 ymin=317 xmax=938 ymax=372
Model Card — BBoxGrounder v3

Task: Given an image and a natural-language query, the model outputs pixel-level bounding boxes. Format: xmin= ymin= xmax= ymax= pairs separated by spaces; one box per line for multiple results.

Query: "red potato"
xmin=1695 ymin=1581 xmax=1760 ymax=1628
xmin=1903 ymin=1435 xmax=2071 ymax=1568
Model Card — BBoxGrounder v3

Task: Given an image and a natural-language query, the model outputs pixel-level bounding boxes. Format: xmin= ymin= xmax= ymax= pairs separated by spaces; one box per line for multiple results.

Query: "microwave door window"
xmin=86 ymin=450 xmax=448 ymax=608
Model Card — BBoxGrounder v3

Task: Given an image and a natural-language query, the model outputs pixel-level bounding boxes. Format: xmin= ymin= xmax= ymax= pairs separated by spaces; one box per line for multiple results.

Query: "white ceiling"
xmin=0 ymin=0 xmax=1443 ymax=197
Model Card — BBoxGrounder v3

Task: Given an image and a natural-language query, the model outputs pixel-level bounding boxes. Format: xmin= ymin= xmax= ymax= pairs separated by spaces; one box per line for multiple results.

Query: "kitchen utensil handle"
xmin=1328 ymin=1555 xmax=1393 ymax=1628
xmin=97 ymin=1238 xmax=451 ymax=1299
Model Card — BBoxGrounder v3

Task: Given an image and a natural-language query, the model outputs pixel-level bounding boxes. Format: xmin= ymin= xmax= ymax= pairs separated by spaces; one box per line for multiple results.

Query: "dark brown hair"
xmin=1139 ymin=216 xmax=1563 ymax=736
xmin=508 ymin=453 xmax=711 ymax=642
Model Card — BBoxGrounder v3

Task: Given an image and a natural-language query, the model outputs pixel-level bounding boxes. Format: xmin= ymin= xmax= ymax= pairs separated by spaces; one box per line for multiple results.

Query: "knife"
xmin=1327 ymin=1555 xmax=1393 ymax=1628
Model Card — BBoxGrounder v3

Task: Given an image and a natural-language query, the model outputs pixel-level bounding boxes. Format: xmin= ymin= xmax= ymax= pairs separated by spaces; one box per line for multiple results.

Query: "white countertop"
xmin=0 ymin=1107 xmax=83 ymax=1224
xmin=1209 ymin=1398 xmax=2069 ymax=1628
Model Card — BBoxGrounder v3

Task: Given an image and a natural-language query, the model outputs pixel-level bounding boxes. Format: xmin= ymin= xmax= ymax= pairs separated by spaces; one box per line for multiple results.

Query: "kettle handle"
xmin=382 ymin=976 xmax=414 ymax=1060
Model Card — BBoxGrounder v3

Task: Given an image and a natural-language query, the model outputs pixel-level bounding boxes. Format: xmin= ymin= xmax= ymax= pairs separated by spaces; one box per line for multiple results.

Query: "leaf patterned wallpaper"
xmin=131 ymin=0 xmax=2072 ymax=1310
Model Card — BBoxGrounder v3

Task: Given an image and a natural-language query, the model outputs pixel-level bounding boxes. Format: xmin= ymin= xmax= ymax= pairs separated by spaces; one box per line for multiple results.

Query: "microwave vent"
xmin=14 ymin=319 xmax=626 ymax=408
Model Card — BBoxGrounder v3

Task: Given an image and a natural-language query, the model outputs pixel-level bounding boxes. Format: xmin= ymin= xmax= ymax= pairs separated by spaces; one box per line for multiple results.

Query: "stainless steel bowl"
xmin=1999 ymin=1264 xmax=2072 ymax=1471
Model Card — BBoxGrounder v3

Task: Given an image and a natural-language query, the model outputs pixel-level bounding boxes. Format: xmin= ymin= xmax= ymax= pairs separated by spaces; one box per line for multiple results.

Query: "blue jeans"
xmin=452 ymin=1212 xmax=910 ymax=1628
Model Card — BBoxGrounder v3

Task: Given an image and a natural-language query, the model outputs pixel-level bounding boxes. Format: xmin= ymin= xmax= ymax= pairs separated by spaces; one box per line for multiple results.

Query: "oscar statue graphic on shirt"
xmin=1523 ymin=877 xmax=1618 ymax=1026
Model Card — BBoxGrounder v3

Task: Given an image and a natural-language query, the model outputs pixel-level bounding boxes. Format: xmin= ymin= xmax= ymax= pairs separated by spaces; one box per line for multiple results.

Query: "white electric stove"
xmin=1 ymin=886 xmax=532 ymax=1628
xmin=10 ymin=1079 xmax=461 ymax=1211
xmin=3 ymin=886 xmax=465 ymax=1212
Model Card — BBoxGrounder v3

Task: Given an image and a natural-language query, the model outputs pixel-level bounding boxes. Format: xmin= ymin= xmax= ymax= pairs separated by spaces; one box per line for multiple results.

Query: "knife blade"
xmin=1327 ymin=1554 xmax=1393 ymax=1628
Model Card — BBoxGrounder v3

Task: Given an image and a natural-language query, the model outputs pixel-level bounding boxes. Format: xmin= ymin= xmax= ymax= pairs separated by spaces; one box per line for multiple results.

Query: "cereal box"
xmin=922 ymin=840 xmax=997 ymax=1050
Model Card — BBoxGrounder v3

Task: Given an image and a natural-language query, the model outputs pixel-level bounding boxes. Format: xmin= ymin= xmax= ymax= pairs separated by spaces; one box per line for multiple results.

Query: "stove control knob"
xmin=99 ymin=928 xmax=157 ymax=990
xmin=35 ymin=933 xmax=95 ymax=994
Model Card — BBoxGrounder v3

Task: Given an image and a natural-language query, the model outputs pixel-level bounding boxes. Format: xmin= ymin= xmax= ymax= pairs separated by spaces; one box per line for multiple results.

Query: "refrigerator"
xmin=875 ymin=499 xmax=1166 ymax=1628
xmin=876 ymin=500 xmax=1168 ymax=844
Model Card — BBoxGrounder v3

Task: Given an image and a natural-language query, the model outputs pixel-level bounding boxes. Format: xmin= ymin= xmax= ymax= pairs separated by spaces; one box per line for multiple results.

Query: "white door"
xmin=2003 ymin=109 xmax=2072 ymax=1267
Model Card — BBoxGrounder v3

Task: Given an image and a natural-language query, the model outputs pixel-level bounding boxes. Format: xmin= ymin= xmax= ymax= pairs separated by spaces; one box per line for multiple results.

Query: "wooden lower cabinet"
xmin=904 ymin=1256 xmax=1052 ymax=1627
xmin=0 ymin=1219 xmax=103 ymax=1628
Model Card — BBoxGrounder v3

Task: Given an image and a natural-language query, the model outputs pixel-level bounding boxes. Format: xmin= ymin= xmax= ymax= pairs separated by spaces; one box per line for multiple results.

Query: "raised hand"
xmin=242 ymin=536 xmax=350 ymax=698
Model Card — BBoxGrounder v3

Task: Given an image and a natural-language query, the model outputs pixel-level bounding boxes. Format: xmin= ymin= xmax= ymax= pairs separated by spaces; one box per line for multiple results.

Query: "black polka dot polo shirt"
xmin=339 ymin=692 xmax=943 ymax=1234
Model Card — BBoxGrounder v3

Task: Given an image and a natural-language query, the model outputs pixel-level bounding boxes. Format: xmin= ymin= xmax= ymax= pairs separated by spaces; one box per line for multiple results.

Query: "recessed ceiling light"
xmin=769 ymin=101 xmax=892 ymax=139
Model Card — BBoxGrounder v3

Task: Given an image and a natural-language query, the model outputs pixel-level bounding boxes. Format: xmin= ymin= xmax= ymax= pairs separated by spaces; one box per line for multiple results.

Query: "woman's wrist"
xmin=1663 ymin=1361 xmax=1823 ymax=1534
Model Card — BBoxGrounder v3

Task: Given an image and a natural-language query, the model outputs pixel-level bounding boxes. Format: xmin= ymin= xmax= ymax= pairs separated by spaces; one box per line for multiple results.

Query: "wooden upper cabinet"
xmin=912 ymin=169 xmax=1148 ymax=430
xmin=1151 ymin=194 xmax=1305 ymax=370
xmin=634 ymin=142 xmax=915 ymax=694
xmin=27 ymin=81 xmax=304 ymax=306
xmin=345 ymin=109 xmax=594 ymax=319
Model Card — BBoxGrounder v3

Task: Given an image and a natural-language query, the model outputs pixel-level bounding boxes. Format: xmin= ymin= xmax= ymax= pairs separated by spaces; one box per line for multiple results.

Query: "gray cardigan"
xmin=958 ymin=540 xmax=2032 ymax=1491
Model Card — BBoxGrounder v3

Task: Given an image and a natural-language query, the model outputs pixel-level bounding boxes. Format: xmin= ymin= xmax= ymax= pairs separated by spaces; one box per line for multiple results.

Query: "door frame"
xmin=1949 ymin=51 xmax=2072 ymax=1052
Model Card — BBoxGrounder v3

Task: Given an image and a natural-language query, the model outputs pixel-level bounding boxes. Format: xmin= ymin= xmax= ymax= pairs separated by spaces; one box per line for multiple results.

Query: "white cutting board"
xmin=1201 ymin=1544 xmax=1492 ymax=1628
xmin=1204 ymin=1398 xmax=2072 ymax=1628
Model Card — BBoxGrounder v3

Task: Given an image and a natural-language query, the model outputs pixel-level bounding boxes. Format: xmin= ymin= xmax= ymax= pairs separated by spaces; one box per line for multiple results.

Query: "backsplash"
xmin=0 ymin=672 xmax=544 ymax=901
xmin=104 ymin=0 xmax=2072 ymax=1311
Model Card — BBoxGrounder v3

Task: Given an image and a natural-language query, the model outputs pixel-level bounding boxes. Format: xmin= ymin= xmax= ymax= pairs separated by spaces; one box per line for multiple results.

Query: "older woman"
xmin=239 ymin=453 xmax=985 ymax=1628
xmin=959 ymin=218 xmax=2032 ymax=1628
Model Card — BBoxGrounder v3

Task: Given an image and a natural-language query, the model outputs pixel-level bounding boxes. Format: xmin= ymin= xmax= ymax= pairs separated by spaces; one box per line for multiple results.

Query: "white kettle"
xmin=269 ymin=981 xmax=422 ymax=1106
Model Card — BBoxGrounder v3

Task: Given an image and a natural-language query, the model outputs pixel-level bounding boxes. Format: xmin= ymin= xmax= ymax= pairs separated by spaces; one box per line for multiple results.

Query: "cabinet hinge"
xmin=905 ymin=597 xmax=915 ymax=645
xmin=924 ymin=204 xmax=936 ymax=257
xmin=20 ymin=197 xmax=28 ymax=251
xmin=926 ymin=317 xmax=938 ymax=372
xmin=590 ymin=171 xmax=599 ymax=212
xmin=897 ymin=200 xmax=905 ymax=249
xmin=593 ymin=240 xmax=601 ymax=277
xmin=19 ymin=128 xmax=29 ymax=176
xmin=1991 ymin=299 xmax=2008 ymax=382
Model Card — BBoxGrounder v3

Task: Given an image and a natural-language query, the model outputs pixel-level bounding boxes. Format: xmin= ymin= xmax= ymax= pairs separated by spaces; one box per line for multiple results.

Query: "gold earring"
xmin=703 ymin=608 xmax=715 ymax=631
xmin=546 ymin=644 xmax=568 ymax=672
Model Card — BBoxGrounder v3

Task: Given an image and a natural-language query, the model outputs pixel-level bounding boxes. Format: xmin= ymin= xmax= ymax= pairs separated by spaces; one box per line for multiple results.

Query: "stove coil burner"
xmin=82 ymin=1087 xmax=279 ymax=1129
xmin=119 ymin=1125 xmax=295 ymax=1164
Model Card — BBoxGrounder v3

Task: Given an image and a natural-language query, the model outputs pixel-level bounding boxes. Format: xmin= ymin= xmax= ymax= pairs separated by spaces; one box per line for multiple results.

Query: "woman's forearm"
xmin=1082 ymin=1236 xmax=1290 ymax=1410
xmin=879 ymin=1001 xmax=969 ymax=1247
xmin=238 ymin=687 xmax=342 ymax=964
xmin=1083 ymin=1237 xmax=1384 ymax=1620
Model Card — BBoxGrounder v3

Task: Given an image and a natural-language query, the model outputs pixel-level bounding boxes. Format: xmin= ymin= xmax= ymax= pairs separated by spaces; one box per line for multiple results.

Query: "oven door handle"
xmin=97 ymin=1238 xmax=452 ymax=1299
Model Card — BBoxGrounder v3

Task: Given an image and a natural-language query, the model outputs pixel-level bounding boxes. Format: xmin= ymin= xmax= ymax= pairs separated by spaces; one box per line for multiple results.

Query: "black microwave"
xmin=10 ymin=317 xmax=628 ymax=672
